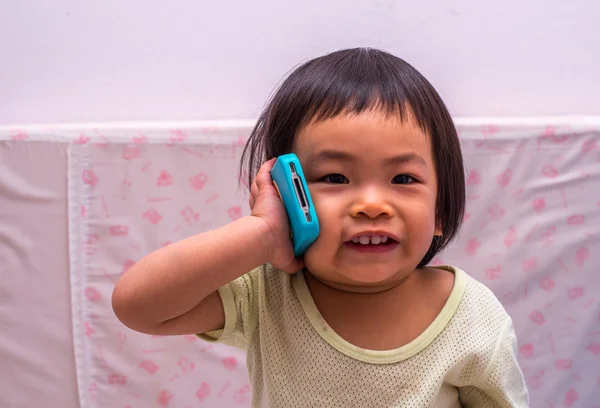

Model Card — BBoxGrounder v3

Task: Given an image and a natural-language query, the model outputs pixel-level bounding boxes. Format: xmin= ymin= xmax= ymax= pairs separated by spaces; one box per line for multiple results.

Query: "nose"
xmin=350 ymin=188 xmax=393 ymax=219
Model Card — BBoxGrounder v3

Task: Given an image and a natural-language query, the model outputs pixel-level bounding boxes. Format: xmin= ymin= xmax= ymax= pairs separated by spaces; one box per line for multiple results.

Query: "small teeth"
xmin=351 ymin=235 xmax=391 ymax=245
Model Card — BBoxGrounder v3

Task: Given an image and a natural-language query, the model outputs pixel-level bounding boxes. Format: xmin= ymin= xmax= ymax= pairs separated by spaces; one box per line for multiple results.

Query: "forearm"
xmin=112 ymin=215 xmax=271 ymax=328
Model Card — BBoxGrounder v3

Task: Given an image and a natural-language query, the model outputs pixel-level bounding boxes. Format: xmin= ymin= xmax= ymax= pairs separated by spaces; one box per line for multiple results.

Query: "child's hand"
xmin=249 ymin=158 xmax=305 ymax=274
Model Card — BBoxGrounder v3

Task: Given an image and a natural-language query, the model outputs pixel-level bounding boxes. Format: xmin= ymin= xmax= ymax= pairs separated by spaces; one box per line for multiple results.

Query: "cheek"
xmin=306 ymin=192 xmax=339 ymax=248
xmin=303 ymin=232 xmax=331 ymax=271
xmin=407 ymin=203 xmax=438 ymax=240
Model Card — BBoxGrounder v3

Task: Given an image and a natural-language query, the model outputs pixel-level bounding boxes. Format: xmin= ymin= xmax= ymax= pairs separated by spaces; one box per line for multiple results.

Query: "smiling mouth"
xmin=345 ymin=235 xmax=398 ymax=253
xmin=350 ymin=235 xmax=396 ymax=245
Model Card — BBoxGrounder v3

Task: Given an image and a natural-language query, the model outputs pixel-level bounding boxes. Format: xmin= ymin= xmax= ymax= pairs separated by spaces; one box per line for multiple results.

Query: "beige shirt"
xmin=198 ymin=264 xmax=529 ymax=407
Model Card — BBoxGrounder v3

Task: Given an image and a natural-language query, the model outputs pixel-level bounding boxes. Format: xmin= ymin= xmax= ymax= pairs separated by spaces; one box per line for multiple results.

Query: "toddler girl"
xmin=113 ymin=47 xmax=529 ymax=407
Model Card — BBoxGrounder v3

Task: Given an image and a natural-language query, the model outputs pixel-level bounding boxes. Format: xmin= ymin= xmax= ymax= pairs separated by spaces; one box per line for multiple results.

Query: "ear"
xmin=434 ymin=222 xmax=443 ymax=237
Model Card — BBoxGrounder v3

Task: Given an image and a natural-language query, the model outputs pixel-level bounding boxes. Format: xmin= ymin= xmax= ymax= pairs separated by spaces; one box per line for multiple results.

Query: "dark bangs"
xmin=240 ymin=48 xmax=465 ymax=266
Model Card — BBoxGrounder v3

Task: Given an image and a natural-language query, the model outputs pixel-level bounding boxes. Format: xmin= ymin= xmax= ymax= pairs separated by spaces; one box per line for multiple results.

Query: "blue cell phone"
xmin=270 ymin=153 xmax=320 ymax=256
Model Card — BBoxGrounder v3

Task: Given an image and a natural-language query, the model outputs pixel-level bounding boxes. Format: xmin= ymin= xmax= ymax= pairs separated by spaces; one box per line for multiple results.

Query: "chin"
xmin=306 ymin=258 xmax=398 ymax=286
xmin=340 ymin=266 xmax=401 ymax=285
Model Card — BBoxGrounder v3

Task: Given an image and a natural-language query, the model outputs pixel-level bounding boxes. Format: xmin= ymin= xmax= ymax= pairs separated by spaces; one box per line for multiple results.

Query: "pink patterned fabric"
xmin=1 ymin=121 xmax=599 ymax=407
xmin=68 ymin=127 xmax=252 ymax=408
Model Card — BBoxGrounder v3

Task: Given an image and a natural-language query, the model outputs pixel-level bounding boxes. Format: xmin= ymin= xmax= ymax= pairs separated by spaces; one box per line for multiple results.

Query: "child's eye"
xmin=322 ymin=174 xmax=349 ymax=184
xmin=392 ymin=174 xmax=416 ymax=184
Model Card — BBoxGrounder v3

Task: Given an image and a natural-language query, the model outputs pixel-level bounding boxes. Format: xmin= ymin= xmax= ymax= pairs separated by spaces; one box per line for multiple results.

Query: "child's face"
xmin=293 ymin=110 xmax=441 ymax=292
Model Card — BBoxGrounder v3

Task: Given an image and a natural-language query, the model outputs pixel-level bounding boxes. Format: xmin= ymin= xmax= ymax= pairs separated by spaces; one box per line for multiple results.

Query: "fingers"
xmin=250 ymin=179 xmax=258 ymax=198
xmin=251 ymin=159 xmax=278 ymax=210
xmin=249 ymin=179 xmax=258 ymax=209
xmin=255 ymin=158 xmax=277 ymax=191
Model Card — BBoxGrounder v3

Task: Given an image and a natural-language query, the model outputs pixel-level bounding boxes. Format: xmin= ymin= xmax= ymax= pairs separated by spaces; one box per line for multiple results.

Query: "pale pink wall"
xmin=0 ymin=0 xmax=599 ymax=125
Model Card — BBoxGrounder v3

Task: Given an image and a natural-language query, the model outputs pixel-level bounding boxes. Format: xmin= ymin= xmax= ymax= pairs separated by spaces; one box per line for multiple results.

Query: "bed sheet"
xmin=1 ymin=120 xmax=599 ymax=407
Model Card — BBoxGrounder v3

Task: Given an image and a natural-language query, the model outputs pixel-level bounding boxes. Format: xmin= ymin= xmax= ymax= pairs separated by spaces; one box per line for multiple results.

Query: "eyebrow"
xmin=305 ymin=149 xmax=427 ymax=167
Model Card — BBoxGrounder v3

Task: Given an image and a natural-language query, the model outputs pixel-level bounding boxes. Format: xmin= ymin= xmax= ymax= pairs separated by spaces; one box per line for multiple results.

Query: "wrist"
xmin=240 ymin=215 xmax=277 ymax=266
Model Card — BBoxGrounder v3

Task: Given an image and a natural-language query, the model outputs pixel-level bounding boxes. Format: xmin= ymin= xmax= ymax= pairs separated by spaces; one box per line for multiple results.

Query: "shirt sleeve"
xmin=458 ymin=318 xmax=530 ymax=407
xmin=195 ymin=266 xmax=262 ymax=350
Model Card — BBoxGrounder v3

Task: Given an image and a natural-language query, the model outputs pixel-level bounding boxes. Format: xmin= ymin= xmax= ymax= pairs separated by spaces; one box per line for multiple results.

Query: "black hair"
xmin=240 ymin=47 xmax=465 ymax=266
